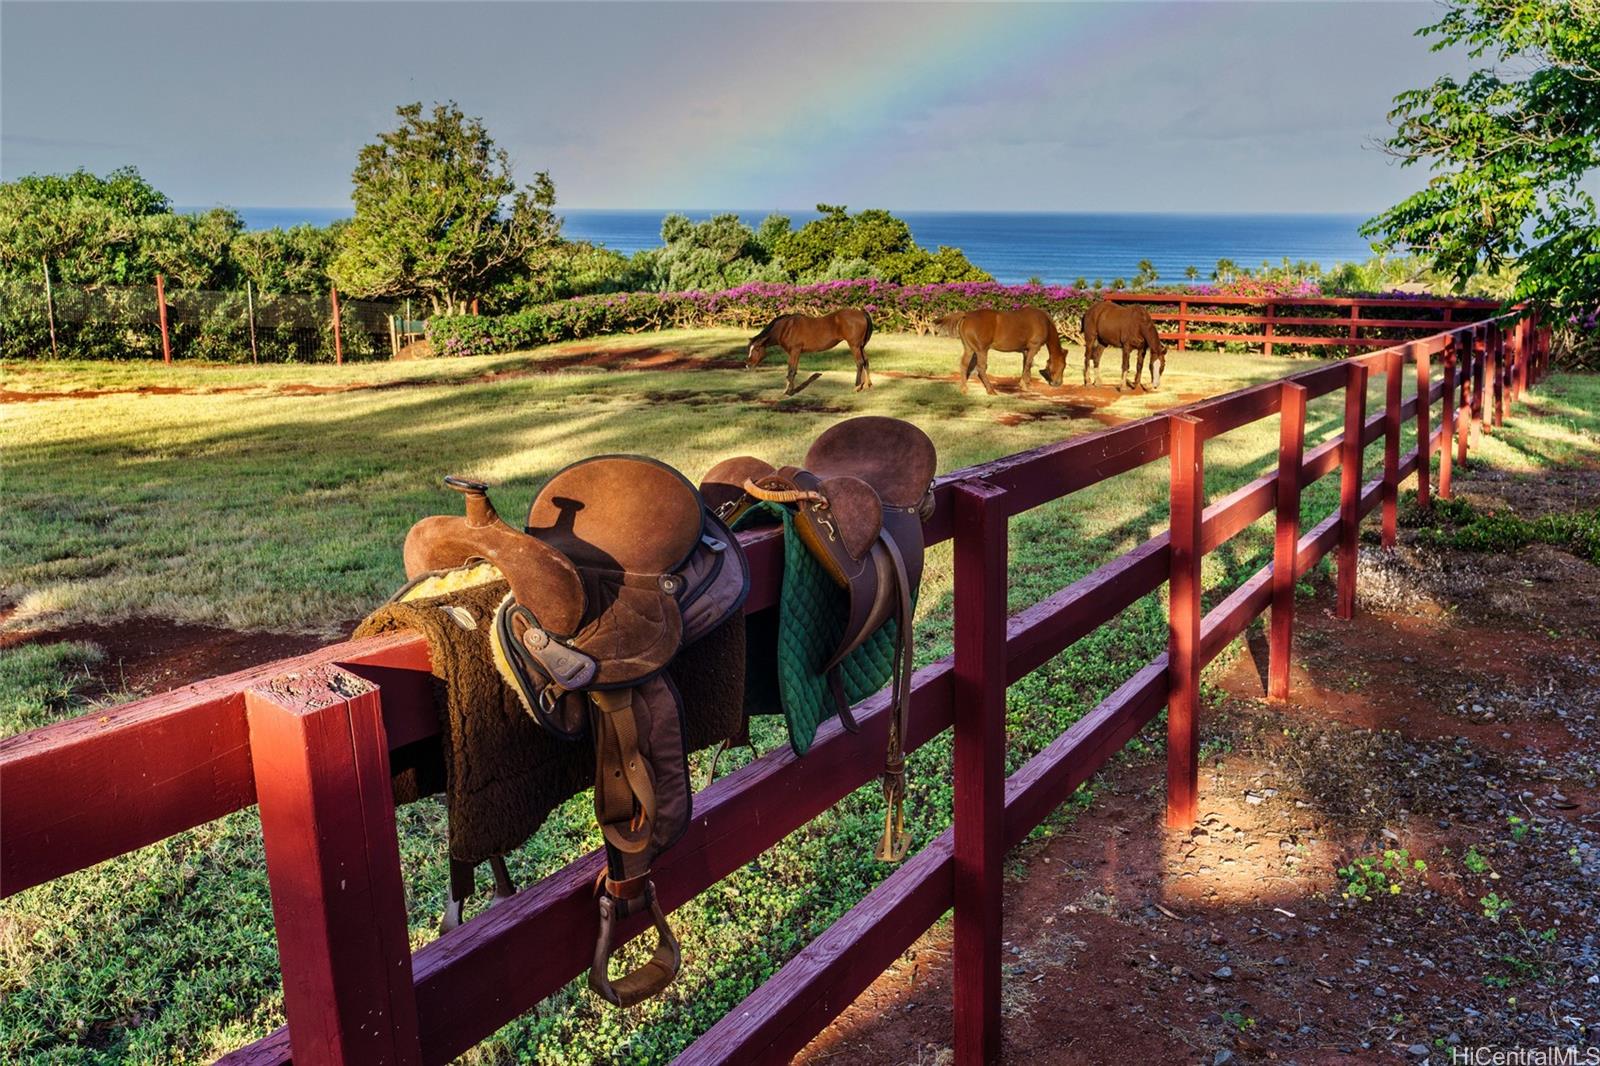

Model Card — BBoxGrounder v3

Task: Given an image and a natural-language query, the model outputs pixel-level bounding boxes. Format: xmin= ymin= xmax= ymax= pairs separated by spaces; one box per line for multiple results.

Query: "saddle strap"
xmin=876 ymin=532 xmax=915 ymax=863
xmin=591 ymin=688 xmax=657 ymax=855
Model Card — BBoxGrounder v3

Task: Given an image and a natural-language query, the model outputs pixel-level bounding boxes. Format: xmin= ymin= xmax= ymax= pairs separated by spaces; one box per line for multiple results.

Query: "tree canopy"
xmin=1362 ymin=0 xmax=1600 ymax=316
xmin=331 ymin=101 xmax=561 ymax=313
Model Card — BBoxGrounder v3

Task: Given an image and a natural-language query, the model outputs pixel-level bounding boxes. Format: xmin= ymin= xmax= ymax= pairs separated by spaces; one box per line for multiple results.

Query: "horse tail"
xmin=861 ymin=309 xmax=874 ymax=347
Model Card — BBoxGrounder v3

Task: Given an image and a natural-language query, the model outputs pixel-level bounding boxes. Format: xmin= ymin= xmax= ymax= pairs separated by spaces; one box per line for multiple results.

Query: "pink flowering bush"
xmin=427 ymin=279 xmax=1103 ymax=356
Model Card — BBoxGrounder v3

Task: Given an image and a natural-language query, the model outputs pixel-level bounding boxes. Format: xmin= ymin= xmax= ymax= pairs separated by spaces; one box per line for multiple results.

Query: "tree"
xmin=774 ymin=204 xmax=990 ymax=284
xmin=1133 ymin=259 xmax=1159 ymax=287
xmin=332 ymin=102 xmax=561 ymax=313
xmin=1362 ymin=0 xmax=1599 ymax=315
xmin=0 ymin=167 xmax=169 ymax=286
xmin=1185 ymin=265 xmax=1200 ymax=281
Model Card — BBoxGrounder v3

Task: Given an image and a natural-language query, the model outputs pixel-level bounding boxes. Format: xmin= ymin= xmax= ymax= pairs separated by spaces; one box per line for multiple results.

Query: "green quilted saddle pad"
xmin=735 ymin=502 xmax=912 ymax=755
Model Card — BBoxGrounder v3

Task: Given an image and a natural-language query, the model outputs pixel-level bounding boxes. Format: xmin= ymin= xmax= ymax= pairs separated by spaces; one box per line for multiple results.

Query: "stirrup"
xmin=874 ymin=784 xmax=910 ymax=863
xmin=590 ymin=880 xmax=682 ymax=1008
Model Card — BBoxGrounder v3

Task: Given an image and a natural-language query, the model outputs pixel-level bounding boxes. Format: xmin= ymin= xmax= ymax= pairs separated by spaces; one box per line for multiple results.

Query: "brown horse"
xmin=935 ymin=308 xmax=1067 ymax=395
xmin=1082 ymin=300 xmax=1167 ymax=390
xmin=747 ymin=308 xmax=874 ymax=395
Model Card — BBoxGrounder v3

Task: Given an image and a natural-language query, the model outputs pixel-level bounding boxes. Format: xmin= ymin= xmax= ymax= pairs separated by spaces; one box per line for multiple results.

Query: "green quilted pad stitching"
xmin=735 ymin=503 xmax=908 ymax=755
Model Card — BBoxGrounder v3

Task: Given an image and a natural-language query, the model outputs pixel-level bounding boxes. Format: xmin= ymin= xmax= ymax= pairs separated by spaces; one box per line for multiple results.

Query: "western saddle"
xmin=391 ymin=416 xmax=935 ymax=1006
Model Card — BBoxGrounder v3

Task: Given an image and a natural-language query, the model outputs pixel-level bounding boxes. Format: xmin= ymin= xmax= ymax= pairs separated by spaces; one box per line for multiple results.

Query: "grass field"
xmin=3 ymin=330 xmax=1596 ymax=1064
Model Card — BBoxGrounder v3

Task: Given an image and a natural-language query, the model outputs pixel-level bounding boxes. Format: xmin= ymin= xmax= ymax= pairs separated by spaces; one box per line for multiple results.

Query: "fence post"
xmin=1440 ymin=336 xmax=1457 ymax=499
xmin=246 ymin=280 xmax=259 ymax=365
xmin=952 ymin=479 xmax=1009 ymax=1066
xmin=1166 ymin=414 xmax=1203 ymax=828
xmin=1489 ymin=323 xmax=1504 ymax=430
xmin=1516 ymin=317 xmax=1531 ymax=398
xmin=41 ymin=257 xmax=59 ymax=358
xmin=1348 ymin=302 xmax=1360 ymax=347
xmin=1415 ymin=345 xmax=1432 ymax=511
xmin=331 ymin=287 xmax=344 ymax=366
xmin=245 ymin=664 xmax=422 ymax=1066
xmin=1337 ymin=361 xmax=1369 ymax=620
xmin=1472 ymin=328 xmax=1488 ymax=439
xmin=1178 ymin=298 xmax=1188 ymax=352
xmin=1381 ymin=349 xmax=1403 ymax=547
xmin=156 ymin=273 xmax=172 ymax=365
xmin=1263 ymin=299 xmax=1276 ymax=357
xmin=1268 ymin=383 xmax=1306 ymax=701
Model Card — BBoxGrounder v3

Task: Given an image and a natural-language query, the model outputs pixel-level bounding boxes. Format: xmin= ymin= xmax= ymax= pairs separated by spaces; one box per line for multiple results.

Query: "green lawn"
xmin=2 ymin=331 xmax=1594 ymax=1064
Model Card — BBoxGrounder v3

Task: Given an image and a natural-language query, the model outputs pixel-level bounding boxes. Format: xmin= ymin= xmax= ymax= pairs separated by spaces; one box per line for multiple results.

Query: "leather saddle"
xmin=700 ymin=416 xmax=937 ymax=862
xmin=401 ymin=456 xmax=749 ymax=1007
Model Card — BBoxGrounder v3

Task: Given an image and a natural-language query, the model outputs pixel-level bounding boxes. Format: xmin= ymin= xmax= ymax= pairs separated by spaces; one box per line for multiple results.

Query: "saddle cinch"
xmin=701 ymin=416 xmax=938 ymax=862
xmin=394 ymin=457 xmax=750 ymax=1007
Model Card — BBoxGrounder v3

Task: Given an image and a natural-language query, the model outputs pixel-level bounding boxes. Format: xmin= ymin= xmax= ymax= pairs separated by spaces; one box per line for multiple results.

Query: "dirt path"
xmin=796 ymin=496 xmax=1600 ymax=1064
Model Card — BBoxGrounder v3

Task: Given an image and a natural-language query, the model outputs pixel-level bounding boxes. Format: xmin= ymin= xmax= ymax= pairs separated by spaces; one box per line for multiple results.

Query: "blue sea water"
xmin=221 ymin=205 xmax=1376 ymax=287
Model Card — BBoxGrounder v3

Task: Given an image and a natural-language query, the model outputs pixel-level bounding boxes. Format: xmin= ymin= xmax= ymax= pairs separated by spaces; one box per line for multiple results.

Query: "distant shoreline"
xmin=181 ymin=206 xmax=1376 ymax=287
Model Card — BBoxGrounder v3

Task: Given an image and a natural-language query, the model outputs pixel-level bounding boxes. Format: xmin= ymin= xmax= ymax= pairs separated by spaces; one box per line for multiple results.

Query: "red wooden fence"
xmin=1105 ymin=292 xmax=1497 ymax=355
xmin=0 ymin=310 xmax=1546 ymax=1065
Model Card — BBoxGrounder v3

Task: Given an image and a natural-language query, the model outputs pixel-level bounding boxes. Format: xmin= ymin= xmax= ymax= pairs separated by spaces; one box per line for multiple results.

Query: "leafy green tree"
xmin=1133 ymin=259 xmax=1159 ymax=287
xmin=233 ymin=223 xmax=343 ymax=294
xmin=774 ymin=204 xmax=990 ymax=284
xmin=143 ymin=208 xmax=243 ymax=289
xmin=1185 ymin=265 xmax=1200 ymax=281
xmin=1362 ymin=0 xmax=1598 ymax=314
xmin=332 ymin=101 xmax=561 ymax=313
xmin=0 ymin=167 xmax=169 ymax=285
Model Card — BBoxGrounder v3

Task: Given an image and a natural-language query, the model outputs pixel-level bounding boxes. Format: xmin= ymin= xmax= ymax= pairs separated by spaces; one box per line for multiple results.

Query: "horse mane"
xmin=751 ymin=314 xmax=791 ymax=344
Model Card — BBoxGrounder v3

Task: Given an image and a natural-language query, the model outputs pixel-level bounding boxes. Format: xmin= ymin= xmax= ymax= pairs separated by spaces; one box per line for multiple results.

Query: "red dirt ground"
xmin=794 ymin=485 xmax=1600 ymax=1064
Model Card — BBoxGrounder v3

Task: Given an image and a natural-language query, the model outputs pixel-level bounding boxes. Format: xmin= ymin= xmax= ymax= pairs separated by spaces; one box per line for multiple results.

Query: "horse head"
xmin=745 ymin=334 xmax=769 ymax=368
xmin=1043 ymin=345 xmax=1067 ymax=387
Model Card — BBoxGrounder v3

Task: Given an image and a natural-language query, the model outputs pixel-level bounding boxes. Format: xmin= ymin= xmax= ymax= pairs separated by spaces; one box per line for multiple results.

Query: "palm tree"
xmin=1185 ymin=265 xmax=1200 ymax=281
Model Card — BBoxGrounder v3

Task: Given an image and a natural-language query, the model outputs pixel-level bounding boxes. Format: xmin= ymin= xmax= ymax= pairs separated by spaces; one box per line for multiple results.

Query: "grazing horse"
xmin=934 ymin=308 xmax=1067 ymax=395
xmin=1082 ymin=300 xmax=1167 ymax=390
xmin=746 ymin=308 xmax=874 ymax=395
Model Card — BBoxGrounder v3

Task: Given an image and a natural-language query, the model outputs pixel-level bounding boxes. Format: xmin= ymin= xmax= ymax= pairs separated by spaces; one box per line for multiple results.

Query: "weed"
xmin=1337 ymin=848 xmax=1427 ymax=902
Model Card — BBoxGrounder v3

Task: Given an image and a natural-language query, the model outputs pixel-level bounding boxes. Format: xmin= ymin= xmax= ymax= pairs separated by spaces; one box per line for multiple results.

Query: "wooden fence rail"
xmin=1105 ymin=292 xmax=1497 ymax=355
xmin=0 ymin=309 xmax=1546 ymax=1065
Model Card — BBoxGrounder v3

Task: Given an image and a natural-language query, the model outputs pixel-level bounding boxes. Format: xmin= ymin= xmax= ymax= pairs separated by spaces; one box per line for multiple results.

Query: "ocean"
xmin=221 ymin=206 xmax=1377 ymax=287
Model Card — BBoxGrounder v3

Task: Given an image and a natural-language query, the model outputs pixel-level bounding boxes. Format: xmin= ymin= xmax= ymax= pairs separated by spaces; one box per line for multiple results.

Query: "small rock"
xmin=1214 ymin=1051 xmax=1234 ymax=1066
xmin=1211 ymin=966 xmax=1234 ymax=980
xmin=1408 ymin=1044 xmax=1430 ymax=1058
xmin=1245 ymin=793 xmax=1264 ymax=806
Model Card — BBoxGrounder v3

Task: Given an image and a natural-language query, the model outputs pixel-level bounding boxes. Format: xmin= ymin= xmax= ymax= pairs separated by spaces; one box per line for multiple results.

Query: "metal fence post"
xmin=952 ymin=478 xmax=1009 ymax=1066
xmin=1166 ymin=414 xmax=1203 ymax=828
xmin=246 ymin=280 xmax=259 ymax=364
xmin=41 ymin=258 xmax=59 ymax=358
xmin=156 ymin=273 xmax=172 ymax=365
xmin=331 ymin=286 xmax=344 ymax=366
xmin=1268 ymin=383 xmax=1306 ymax=701
xmin=1337 ymin=361 xmax=1369 ymax=620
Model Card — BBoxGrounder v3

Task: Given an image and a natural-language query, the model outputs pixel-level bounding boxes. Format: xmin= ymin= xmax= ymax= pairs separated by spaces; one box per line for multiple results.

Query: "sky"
xmin=0 ymin=1 xmax=1473 ymax=214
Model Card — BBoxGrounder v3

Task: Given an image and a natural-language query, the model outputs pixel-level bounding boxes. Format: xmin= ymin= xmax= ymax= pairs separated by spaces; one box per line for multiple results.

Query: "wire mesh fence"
xmin=0 ymin=279 xmax=404 ymax=363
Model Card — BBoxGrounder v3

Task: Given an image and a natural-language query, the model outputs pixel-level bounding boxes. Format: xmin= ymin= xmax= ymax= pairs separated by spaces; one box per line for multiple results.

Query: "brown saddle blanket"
xmin=357 ymin=576 xmax=746 ymax=865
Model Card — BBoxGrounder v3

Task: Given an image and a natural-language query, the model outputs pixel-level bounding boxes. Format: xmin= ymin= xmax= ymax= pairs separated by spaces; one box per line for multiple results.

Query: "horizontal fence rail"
xmin=0 ymin=308 xmax=1547 ymax=1065
xmin=1105 ymin=291 xmax=1497 ymax=356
